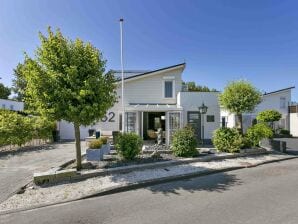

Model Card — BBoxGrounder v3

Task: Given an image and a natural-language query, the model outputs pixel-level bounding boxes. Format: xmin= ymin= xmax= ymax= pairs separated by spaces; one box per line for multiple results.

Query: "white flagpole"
xmin=120 ymin=18 xmax=125 ymax=132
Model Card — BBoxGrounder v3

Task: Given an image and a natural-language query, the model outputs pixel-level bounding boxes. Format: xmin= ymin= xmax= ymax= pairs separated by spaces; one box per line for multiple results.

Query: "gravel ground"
xmin=0 ymin=153 xmax=293 ymax=212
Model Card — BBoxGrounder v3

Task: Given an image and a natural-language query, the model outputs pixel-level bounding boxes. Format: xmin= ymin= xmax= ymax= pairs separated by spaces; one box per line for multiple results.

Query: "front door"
xmin=187 ymin=111 xmax=201 ymax=143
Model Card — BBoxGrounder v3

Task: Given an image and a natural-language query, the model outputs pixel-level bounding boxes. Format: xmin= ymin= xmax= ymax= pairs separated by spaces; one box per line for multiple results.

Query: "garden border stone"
xmin=33 ymin=148 xmax=269 ymax=185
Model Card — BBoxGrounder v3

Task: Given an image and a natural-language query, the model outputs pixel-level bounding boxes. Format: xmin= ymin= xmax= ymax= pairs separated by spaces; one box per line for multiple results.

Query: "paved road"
xmin=0 ymin=142 xmax=86 ymax=203
xmin=1 ymin=158 xmax=298 ymax=224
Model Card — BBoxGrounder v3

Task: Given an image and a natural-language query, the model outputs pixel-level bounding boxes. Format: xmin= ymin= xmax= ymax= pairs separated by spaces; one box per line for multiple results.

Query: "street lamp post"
xmin=198 ymin=102 xmax=208 ymax=146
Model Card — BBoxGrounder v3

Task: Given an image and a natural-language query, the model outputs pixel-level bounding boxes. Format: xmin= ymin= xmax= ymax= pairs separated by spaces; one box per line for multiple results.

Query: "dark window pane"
xmin=207 ymin=115 xmax=215 ymax=122
xmin=165 ymin=81 xmax=173 ymax=98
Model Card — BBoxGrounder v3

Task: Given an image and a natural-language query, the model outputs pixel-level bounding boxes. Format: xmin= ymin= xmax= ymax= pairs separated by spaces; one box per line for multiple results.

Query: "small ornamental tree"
xmin=12 ymin=63 xmax=27 ymax=101
xmin=22 ymin=27 xmax=117 ymax=170
xmin=256 ymin=110 xmax=282 ymax=130
xmin=219 ymin=80 xmax=262 ymax=134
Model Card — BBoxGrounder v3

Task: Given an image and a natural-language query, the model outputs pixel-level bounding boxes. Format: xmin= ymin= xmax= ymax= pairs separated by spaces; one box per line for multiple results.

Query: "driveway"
xmin=274 ymin=138 xmax=298 ymax=155
xmin=0 ymin=141 xmax=87 ymax=203
xmin=1 ymin=158 xmax=298 ymax=224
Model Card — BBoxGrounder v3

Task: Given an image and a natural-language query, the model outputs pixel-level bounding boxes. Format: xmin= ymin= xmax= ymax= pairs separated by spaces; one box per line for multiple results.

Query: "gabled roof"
xmin=114 ymin=63 xmax=186 ymax=82
xmin=263 ymin=86 xmax=295 ymax=96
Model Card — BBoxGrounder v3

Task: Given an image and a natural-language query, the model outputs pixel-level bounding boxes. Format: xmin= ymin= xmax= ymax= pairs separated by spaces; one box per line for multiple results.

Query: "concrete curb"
xmin=1 ymin=154 xmax=297 ymax=216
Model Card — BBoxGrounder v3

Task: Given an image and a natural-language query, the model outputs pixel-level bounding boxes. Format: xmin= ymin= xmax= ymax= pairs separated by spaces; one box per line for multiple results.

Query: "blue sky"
xmin=0 ymin=0 xmax=298 ymax=100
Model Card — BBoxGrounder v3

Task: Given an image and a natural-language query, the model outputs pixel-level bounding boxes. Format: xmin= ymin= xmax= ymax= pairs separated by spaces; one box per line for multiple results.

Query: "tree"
xmin=22 ymin=27 xmax=117 ymax=170
xmin=219 ymin=80 xmax=262 ymax=134
xmin=0 ymin=83 xmax=11 ymax=99
xmin=183 ymin=81 xmax=217 ymax=92
xmin=12 ymin=63 xmax=27 ymax=101
xmin=256 ymin=110 xmax=282 ymax=130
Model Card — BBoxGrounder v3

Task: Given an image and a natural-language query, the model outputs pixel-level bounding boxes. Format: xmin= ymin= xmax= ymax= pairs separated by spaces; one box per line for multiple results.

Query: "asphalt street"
xmin=1 ymin=157 xmax=298 ymax=224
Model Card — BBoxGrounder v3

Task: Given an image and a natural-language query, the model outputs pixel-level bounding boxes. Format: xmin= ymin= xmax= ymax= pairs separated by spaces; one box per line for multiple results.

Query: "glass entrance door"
xmin=168 ymin=112 xmax=181 ymax=144
xmin=187 ymin=111 xmax=201 ymax=143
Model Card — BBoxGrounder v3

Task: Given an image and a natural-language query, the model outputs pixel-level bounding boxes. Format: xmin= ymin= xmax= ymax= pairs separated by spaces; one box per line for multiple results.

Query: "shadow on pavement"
xmin=145 ymin=171 xmax=242 ymax=196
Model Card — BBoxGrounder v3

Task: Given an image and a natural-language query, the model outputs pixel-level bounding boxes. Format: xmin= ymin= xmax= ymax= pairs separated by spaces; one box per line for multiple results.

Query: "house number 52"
xmin=101 ymin=112 xmax=115 ymax=122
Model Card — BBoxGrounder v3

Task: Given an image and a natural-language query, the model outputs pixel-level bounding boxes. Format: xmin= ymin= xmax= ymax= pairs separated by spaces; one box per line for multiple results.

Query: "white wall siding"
xmin=290 ymin=113 xmax=298 ymax=137
xmin=178 ymin=92 xmax=220 ymax=139
xmin=0 ymin=99 xmax=24 ymax=111
xmin=121 ymin=67 xmax=183 ymax=105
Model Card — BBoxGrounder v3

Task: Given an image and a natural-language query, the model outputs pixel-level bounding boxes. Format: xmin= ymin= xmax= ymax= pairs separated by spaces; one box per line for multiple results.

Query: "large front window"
xmin=125 ymin=112 xmax=136 ymax=132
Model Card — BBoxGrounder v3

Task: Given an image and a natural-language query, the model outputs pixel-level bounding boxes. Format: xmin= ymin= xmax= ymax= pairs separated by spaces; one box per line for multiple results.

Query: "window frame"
xmin=206 ymin=115 xmax=215 ymax=122
xmin=162 ymin=79 xmax=175 ymax=99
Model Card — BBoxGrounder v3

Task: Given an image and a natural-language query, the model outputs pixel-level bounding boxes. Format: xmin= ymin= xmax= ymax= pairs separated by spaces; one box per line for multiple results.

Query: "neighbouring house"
xmin=0 ymin=98 xmax=24 ymax=111
xmin=58 ymin=63 xmax=221 ymax=145
xmin=289 ymin=104 xmax=298 ymax=137
xmin=220 ymin=86 xmax=295 ymax=133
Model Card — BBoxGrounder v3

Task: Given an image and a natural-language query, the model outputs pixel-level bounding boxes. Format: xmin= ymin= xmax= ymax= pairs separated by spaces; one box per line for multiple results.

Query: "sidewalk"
xmin=1 ymin=152 xmax=296 ymax=214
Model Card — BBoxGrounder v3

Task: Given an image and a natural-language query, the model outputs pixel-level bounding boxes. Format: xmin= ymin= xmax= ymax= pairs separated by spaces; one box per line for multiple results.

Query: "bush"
xmin=0 ymin=109 xmax=55 ymax=146
xmin=115 ymin=132 xmax=143 ymax=160
xmin=89 ymin=139 xmax=103 ymax=149
xmin=171 ymin=126 xmax=198 ymax=157
xmin=212 ymin=128 xmax=243 ymax=153
xmin=100 ymin=136 xmax=108 ymax=144
xmin=256 ymin=110 xmax=282 ymax=123
xmin=246 ymin=123 xmax=273 ymax=147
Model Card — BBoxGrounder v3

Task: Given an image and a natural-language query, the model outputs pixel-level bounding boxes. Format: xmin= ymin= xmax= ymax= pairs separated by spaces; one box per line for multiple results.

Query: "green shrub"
xmin=88 ymin=139 xmax=103 ymax=149
xmin=171 ymin=126 xmax=198 ymax=157
xmin=246 ymin=123 xmax=273 ymax=147
xmin=256 ymin=110 xmax=282 ymax=123
xmin=0 ymin=109 xmax=55 ymax=147
xmin=100 ymin=136 xmax=108 ymax=144
xmin=212 ymin=128 xmax=243 ymax=153
xmin=115 ymin=132 xmax=143 ymax=160
xmin=279 ymin=129 xmax=290 ymax=135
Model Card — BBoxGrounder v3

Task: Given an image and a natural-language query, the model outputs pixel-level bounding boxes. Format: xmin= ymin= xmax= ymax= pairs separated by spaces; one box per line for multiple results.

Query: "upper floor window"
xmin=280 ymin=97 xmax=286 ymax=109
xmin=164 ymin=80 xmax=174 ymax=98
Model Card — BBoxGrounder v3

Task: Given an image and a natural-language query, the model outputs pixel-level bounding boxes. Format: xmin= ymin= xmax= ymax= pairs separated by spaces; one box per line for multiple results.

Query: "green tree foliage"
xmin=0 ymin=83 xmax=11 ymax=99
xmin=256 ymin=110 xmax=282 ymax=129
xmin=21 ymin=27 xmax=117 ymax=170
xmin=115 ymin=132 xmax=143 ymax=160
xmin=246 ymin=123 xmax=273 ymax=147
xmin=219 ymin=81 xmax=262 ymax=134
xmin=212 ymin=128 xmax=243 ymax=153
xmin=183 ymin=81 xmax=217 ymax=92
xmin=0 ymin=109 xmax=54 ymax=146
xmin=12 ymin=63 xmax=27 ymax=101
xmin=171 ymin=126 xmax=198 ymax=157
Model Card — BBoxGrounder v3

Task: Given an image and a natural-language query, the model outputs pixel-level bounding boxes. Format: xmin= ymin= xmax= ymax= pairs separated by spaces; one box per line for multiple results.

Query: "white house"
xmin=289 ymin=105 xmax=298 ymax=137
xmin=220 ymin=87 xmax=294 ymax=133
xmin=59 ymin=63 xmax=221 ymax=145
xmin=0 ymin=99 xmax=24 ymax=111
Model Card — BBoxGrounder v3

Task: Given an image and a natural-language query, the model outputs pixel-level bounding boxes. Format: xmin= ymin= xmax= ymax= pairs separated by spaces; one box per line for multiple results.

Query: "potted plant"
xmin=86 ymin=139 xmax=104 ymax=161
xmin=100 ymin=136 xmax=111 ymax=154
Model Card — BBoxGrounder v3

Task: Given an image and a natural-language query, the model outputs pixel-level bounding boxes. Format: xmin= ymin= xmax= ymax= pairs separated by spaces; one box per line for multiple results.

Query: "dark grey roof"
xmin=112 ymin=63 xmax=186 ymax=81
xmin=111 ymin=70 xmax=151 ymax=79
xmin=263 ymin=86 xmax=295 ymax=95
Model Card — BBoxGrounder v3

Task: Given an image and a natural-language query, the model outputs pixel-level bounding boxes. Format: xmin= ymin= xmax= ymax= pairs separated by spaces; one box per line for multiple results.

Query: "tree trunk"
xmin=74 ymin=123 xmax=82 ymax=170
xmin=236 ymin=113 xmax=243 ymax=135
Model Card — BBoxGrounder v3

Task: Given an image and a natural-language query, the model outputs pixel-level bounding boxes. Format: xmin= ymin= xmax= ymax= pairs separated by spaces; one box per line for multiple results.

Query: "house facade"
xmin=289 ymin=105 xmax=298 ymax=137
xmin=59 ymin=63 xmax=221 ymax=145
xmin=220 ymin=87 xmax=294 ymax=133
xmin=0 ymin=99 xmax=24 ymax=111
